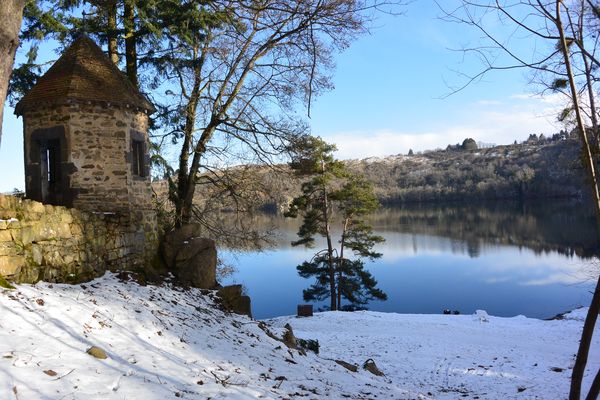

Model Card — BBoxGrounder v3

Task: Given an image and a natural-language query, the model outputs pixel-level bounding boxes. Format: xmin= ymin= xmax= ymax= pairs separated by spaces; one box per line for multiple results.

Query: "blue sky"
xmin=0 ymin=1 xmax=564 ymax=192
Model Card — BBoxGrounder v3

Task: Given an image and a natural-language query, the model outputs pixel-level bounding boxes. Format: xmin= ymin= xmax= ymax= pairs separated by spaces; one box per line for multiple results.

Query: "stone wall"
xmin=21 ymin=102 xmax=158 ymax=266
xmin=0 ymin=195 xmax=157 ymax=284
xmin=22 ymin=103 xmax=153 ymax=213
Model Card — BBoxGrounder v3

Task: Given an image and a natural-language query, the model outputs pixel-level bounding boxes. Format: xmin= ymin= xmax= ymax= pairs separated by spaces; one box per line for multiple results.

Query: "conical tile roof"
xmin=15 ymin=35 xmax=155 ymax=115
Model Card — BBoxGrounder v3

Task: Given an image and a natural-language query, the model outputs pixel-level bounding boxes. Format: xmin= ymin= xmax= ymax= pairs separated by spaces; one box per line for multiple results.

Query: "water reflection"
xmin=221 ymin=200 xmax=599 ymax=319
xmin=369 ymin=201 xmax=600 ymax=259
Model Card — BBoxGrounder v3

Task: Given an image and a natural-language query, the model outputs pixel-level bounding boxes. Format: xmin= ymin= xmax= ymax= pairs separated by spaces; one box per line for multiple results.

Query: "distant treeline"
xmin=153 ymin=133 xmax=589 ymax=213
xmin=348 ymin=135 xmax=586 ymax=205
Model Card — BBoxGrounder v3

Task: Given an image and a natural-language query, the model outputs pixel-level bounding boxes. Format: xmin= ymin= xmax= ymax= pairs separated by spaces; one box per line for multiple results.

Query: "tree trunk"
xmin=178 ymin=120 xmax=217 ymax=225
xmin=124 ymin=0 xmax=137 ymax=87
xmin=0 ymin=0 xmax=25 ymax=146
xmin=107 ymin=0 xmax=119 ymax=65
xmin=338 ymin=217 xmax=350 ymax=309
xmin=175 ymin=50 xmax=202 ymax=227
xmin=557 ymin=3 xmax=600 ymax=399
xmin=584 ymin=351 xmax=600 ymax=400
xmin=571 ymin=275 xmax=600 ymax=400
xmin=324 ymin=205 xmax=336 ymax=311
xmin=321 ymin=160 xmax=337 ymax=311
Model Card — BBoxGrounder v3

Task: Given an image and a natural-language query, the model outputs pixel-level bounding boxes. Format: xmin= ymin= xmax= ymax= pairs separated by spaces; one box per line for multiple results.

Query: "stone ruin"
xmin=0 ymin=35 xmax=237 ymax=311
xmin=0 ymin=35 xmax=158 ymax=283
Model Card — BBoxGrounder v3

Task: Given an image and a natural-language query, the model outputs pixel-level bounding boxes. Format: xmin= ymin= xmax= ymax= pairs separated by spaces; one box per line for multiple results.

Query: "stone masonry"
xmin=20 ymin=102 xmax=157 ymax=238
xmin=5 ymin=35 xmax=160 ymax=283
xmin=0 ymin=195 xmax=152 ymax=284
xmin=22 ymin=104 xmax=149 ymax=203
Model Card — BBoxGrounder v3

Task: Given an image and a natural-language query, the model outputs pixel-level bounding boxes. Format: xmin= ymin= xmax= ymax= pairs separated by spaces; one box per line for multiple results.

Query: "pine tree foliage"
xmin=286 ymin=136 xmax=386 ymax=311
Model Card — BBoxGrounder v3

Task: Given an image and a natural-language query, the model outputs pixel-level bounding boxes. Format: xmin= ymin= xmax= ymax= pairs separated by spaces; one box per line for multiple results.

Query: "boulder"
xmin=363 ymin=358 xmax=384 ymax=376
xmin=161 ymin=224 xmax=217 ymax=289
xmin=335 ymin=360 xmax=358 ymax=372
xmin=282 ymin=323 xmax=297 ymax=348
xmin=217 ymin=284 xmax=252 ymax=318
xmin=86 ymin=346 xmax=108 ymax=359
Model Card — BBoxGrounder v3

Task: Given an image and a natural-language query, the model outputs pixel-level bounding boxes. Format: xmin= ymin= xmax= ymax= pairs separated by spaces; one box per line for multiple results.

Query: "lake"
xmin=221 ymin=200 xmax=599 ymax=320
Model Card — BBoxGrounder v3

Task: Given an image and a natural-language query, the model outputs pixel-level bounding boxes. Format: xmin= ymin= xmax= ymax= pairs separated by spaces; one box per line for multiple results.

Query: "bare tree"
xmin=556 ymin=4 xmax=600 ymax=397
xmin=438 ymin=1 xmax=599 ymax=399
xmin=148 ymin=0 xmax=403 ymax=227
xmin=0 ymin=0 xmax=26 ymax=146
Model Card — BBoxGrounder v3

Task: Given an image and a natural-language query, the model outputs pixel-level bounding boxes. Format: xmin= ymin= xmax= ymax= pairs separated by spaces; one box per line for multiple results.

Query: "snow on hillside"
xmin=0 ymin=274 xmax=409 ymax=399
xmin=1 ymin=273 xmax=598 ymax=400
xmin=270 ymin=309 xmax=600 ymax=399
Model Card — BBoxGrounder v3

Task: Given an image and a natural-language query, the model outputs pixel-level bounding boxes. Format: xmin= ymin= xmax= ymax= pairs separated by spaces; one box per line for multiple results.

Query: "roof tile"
xmin=15 ymin=35 xmax=155 ymax=115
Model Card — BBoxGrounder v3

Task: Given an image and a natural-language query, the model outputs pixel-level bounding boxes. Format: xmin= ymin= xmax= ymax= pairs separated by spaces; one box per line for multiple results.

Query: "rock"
xmin=473 ymin=309 xmax=489 ymax=323
xmin=27 ymin=201 xmax=46 ymax=214
xmin=283 ymin=323 xmax=297 ymax=348
xmin=363 ymin=359 xmax=384 ymax=376
xmin=86 ymin=346 xmax=108 ymax=359
xmin=161 ymin=224 xmax=203 ymax=262
xmin=0 ymin=256 xmax=25 ymax=277
xmin=161 ymin=224 xmax=217 ymax=289
xmin=31 ymin=245 xmax=43 ymax=265
xmin=0 ymin=243 xmax=18 ymax=257
xmin=335 ymin=360 xmax=358 ymax=372
xmin=216 ymin=285 xmax=252 ymax=318
xmin=0 ymin=230 xmax=12 ymax=242
xmin=7 ymin=219 xmax=20 ymax=229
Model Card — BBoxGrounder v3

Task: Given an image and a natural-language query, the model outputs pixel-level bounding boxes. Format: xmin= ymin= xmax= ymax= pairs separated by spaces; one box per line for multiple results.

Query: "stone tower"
xmin=14 ymin=35 xmax=158 ymax=266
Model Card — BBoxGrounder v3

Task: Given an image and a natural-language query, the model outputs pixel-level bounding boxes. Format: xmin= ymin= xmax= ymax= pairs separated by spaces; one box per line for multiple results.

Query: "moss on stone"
xmin=0 ymin=274 xmax=15 ymax=289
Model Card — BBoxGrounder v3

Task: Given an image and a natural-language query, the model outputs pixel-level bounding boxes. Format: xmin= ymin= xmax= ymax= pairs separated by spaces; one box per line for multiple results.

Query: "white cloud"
xmin=324 ymin=93 xmax=565 ymax=159
xmin=510 ymin=92 xmax=566 ymax=105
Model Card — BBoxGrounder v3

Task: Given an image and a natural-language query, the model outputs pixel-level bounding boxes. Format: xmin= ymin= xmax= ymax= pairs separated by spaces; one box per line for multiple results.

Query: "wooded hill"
xmin=349 ymin=136 xmax=586 ymax=205
xmin=153 ymin=135 xmax=588 ymax=214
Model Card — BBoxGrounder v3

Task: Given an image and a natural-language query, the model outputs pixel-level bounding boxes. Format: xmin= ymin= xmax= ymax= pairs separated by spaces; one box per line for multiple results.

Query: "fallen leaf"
xmin=43 ymin=370 xmax=57 ymax=377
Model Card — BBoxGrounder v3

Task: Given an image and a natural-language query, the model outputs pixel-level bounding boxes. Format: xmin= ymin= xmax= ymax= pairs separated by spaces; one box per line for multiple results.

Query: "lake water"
xmin=221 ymin=200 xmax=599 ymax=320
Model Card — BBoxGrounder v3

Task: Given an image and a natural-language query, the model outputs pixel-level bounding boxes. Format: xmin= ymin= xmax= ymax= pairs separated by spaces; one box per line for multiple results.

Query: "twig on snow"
xmin=53 ymin=369 xmax=75 ymax=381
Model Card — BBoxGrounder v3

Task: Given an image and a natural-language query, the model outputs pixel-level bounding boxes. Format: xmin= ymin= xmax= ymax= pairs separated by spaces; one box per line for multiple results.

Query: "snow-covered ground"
xmin=0 ymin=273 xmax=598 ymax=399
xmin=271 ymin=309 xmax=600 ymax=399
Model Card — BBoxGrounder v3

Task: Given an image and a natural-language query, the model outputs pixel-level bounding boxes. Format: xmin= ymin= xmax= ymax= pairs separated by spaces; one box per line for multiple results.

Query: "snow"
xmin=1 ymin=273 xmax=598 ymax=399
xmin=269 ymin=308 xmax=600 ymax=399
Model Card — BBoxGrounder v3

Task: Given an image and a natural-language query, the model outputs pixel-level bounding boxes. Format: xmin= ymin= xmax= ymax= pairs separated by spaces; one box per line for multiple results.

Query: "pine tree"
xmin=285 ymin=136 xmax=386 ymax=311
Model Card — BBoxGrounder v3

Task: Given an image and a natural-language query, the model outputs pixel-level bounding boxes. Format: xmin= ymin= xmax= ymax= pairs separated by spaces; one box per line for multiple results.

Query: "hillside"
xmin=153 ymin=137 xmax=587 ymax=216
xmin=1 ymin=273 xmax=598 ymax=399
xmin=0 ymin=273 xmax=401 ymax=399
xmin=350 ymin=137 xmax=585 ymax=204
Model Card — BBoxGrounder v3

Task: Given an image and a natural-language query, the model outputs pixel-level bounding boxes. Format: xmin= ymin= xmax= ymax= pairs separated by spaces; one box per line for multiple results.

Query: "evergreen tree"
xmin=285 ymin=136 xmax=386 ymax=311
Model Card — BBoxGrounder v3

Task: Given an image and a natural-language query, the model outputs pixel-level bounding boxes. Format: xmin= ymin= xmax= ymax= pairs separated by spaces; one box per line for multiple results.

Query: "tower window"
xmin=132 ymin=139 xmax=145 ymax=177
